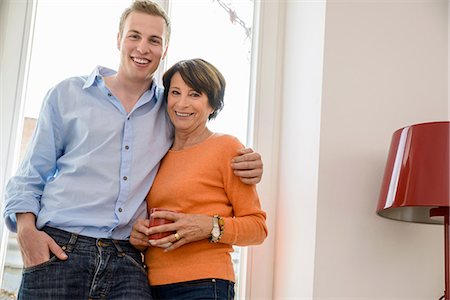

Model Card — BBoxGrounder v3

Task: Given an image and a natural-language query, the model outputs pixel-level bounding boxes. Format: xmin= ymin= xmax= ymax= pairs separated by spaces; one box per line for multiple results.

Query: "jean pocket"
xmin=22 ymin=256 xmax=58 ymax=273
xmin=122 ymin=253 xmax=147 ymax=275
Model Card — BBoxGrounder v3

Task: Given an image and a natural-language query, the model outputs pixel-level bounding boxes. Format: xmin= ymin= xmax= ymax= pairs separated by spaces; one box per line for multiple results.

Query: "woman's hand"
xmin=129 ymin=218 xmax=151 ymax=251
xmin=231 ymin=148 xmax=263 ymax=184
xmin=146 ymin=211 xmax=213 ymax=252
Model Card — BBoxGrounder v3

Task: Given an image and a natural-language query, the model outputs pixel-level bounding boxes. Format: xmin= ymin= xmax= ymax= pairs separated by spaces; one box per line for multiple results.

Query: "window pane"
xmin=166 ymin=1 xmax=255 ymax=297
xmin=24 ymin=0 xmax=131 ymax=119
xmin=1 ymin=1 xmax=132 ymax=295
xmin=166 ymin=0 xmax=254 ymax=143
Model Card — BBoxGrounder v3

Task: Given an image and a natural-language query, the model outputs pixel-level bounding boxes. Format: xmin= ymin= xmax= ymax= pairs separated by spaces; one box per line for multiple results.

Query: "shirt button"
xmin=123 ymin=176 xmax=128 ymax=181
xmin=107 ymin=93 xmax=112 ymax=97
xmin=118 ymin=208 xmax=123 ymax=213
xmin=125 ymin=145 xmax=129 ymax=150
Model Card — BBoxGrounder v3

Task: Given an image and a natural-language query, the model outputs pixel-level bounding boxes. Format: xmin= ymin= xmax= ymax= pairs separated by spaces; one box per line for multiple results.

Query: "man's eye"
xmin=129 ymin=35 xmax=139 ymax=40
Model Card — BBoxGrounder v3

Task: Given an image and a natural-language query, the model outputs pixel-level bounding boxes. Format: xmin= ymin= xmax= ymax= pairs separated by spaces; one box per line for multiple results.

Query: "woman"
xmin=130 ymin=58 xmax=268 ymax=300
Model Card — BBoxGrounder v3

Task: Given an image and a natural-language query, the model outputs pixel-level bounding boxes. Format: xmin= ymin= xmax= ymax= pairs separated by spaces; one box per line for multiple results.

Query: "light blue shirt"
xmin=4 ymin=66 xmax=173 ymax=239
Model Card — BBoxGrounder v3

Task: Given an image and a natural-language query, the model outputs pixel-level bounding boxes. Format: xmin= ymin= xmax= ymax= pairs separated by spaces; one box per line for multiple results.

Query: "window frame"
xmin=0 ymin=0 xmax=37 ymax=284
xmin=0 ymin=1 xmax=284 ymax=298
xmin=243 ymin=1 xmax=284 ymax=298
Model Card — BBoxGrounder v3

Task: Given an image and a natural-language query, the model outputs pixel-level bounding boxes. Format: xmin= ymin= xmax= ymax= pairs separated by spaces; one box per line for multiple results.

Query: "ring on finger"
xmin=160 ymin=242 xmax=172 ymax=248
xmin=174 ymin=232 xmax=181 ymax=241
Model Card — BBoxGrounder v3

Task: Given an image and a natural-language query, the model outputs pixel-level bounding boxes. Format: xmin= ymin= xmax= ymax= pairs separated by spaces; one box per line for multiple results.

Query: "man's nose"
xmin=136 ymin=40 xmax=149 ymax=54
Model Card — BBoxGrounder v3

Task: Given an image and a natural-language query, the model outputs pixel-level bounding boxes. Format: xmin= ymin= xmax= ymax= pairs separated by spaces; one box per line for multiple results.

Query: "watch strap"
xmin=209 ymin=215 xmax=224 ymax=243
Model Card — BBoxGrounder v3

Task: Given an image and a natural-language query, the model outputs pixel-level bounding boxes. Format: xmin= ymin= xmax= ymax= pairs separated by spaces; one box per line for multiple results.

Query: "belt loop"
xmin=64 ymin=233 xmax=78 ymax=252
xmin=112 ymin=240 xmax=125 ymax=256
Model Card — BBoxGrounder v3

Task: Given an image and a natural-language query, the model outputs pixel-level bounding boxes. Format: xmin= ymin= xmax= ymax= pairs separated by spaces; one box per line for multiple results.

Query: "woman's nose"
xmin=177 ymin=95 xmax=189 ymax=106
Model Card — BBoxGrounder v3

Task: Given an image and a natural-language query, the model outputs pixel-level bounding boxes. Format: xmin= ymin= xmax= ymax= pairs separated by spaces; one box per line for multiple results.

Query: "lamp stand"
xmin=430 ymin=207 xmax=450 ymax=300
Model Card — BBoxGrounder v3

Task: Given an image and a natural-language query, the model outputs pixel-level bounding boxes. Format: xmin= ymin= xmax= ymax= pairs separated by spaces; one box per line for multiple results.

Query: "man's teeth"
xmin=176 ymin=112 xmax=193 ymax=117
xmin=133 ymin=57 xmax=149 ymax=64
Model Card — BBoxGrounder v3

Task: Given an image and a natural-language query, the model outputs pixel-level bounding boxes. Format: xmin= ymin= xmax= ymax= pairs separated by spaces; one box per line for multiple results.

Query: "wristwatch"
xmin=210 ymin=215 xmax=224 ymax=243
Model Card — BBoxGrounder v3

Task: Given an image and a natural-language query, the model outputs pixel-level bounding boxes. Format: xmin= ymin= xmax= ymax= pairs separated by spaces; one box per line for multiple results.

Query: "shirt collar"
xmin=83 ymin=65 xmax=161 ymax=105
xmin=83 ymin=66 xmax=116 ymax=89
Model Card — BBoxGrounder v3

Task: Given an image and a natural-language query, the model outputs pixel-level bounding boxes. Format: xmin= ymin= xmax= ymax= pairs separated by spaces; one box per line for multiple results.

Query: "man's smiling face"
xmin=117 ymin=11 xmax=168 ymax=83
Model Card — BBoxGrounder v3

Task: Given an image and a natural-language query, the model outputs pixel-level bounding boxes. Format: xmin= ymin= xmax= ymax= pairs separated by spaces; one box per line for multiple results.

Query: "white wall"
xmin=265 ymin=0 xmax=448 ymax=299
xmin=314 ymin=1 xmax=448 ymax=299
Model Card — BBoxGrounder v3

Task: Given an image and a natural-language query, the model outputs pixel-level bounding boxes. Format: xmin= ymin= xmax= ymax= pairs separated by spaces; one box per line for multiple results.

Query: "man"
xmin=3 ymin=1 xmax=263 ymax=299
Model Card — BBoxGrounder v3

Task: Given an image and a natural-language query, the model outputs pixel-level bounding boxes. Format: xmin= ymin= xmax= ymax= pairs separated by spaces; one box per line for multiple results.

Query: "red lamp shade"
xmin=377 ymin=121 xmax=450 ymax=223
xmin=377 ymin=121 xmax=450 ymax=299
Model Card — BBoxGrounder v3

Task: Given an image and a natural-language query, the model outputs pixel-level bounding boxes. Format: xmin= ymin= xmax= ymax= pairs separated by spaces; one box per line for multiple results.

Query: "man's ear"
xmin=116 ymin=32 xmax=121 ymax=50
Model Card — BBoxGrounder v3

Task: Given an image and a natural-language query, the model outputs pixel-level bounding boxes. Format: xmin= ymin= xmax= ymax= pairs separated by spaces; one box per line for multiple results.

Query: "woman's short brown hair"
xmin=163 ymin=59 xmax=226 ymax=120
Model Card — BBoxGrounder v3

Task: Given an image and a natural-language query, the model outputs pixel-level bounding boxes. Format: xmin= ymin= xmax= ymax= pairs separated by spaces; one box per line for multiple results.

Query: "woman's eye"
xmin=171 ymin=90 xmax=180 ymax=95
xmin=150 ymin=38 xmax=161 ymax=45
xmin=190 ymin=92 xmax=201 ymax=98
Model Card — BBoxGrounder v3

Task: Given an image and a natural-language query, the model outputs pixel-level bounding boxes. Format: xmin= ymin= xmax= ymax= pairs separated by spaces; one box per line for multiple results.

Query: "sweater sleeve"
xmin=218 ymin=136 xmax=268 ymax=246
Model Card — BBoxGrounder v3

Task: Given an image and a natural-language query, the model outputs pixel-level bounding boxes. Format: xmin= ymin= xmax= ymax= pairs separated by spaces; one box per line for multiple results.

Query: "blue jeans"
xmin=151 ymin=278 xmax=235 ymax=300
xmin=18 ymin=226 xmax=152 ymax=300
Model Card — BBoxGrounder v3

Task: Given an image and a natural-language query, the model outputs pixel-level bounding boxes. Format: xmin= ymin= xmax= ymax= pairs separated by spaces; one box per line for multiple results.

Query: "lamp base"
xmin=430 ymin=207 xmax=450 ymax=300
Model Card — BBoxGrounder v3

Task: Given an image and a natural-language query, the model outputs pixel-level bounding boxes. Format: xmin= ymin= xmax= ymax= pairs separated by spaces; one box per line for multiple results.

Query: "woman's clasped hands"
xmin=130 ymin=211 xmax=213 ymax=252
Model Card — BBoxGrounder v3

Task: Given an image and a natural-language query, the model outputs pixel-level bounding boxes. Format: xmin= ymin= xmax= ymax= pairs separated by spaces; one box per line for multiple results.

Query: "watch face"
xmin=212 ymin=227 xmax=220 ymax=238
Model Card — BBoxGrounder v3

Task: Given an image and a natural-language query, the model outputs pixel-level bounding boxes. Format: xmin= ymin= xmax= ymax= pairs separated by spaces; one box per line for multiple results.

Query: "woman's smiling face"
xmin=167 ymin=72 xmax=213 ymax=134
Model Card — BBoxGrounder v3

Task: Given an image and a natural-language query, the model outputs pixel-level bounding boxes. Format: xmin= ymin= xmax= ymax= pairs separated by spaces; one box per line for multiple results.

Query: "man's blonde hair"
xmin=119 ymin=0 xmax=171 ymax=43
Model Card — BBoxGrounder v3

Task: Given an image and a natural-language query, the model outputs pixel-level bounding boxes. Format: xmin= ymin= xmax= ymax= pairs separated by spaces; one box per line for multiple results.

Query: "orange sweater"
xmin=145 ymin=134 xmax=267 ymax=286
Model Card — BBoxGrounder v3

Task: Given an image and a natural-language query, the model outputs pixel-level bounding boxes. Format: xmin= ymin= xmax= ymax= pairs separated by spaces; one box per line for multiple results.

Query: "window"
xmin=1 ymin=0 xmax=257 ymax=298
xmin=1 ymin=1 xmax=132 ymax=296
xmin=165 ymin=3 xmax=255 ymax=296
xmin=165 ymin=0 xmax=254 ymax=142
